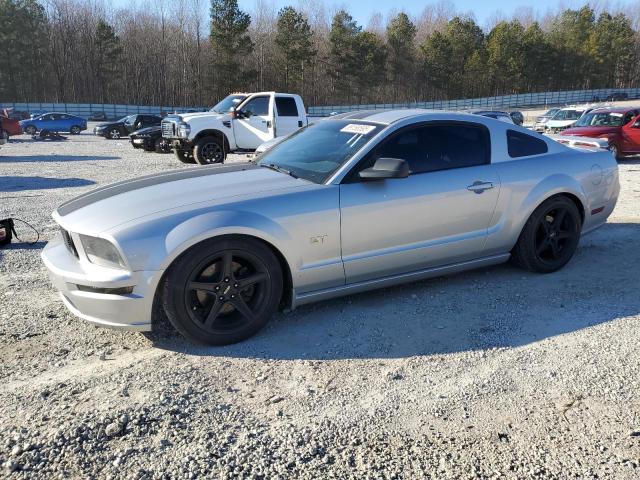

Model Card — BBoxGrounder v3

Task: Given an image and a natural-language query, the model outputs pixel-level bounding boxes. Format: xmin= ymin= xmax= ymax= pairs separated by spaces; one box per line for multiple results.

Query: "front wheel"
xmin=154 ymin=138 xmax=169 ymax=153
xmin=174 ymin=148 xmax=196 ymax=163
xmin=109 ymin=128 xmax=121 ymax=139
xmin=511 ymin=196 xmax=581 ymax=273
xmin=194 ymin=136 xmax=225 ymax=165
xmin=162 ymin=236 xmax=283 ymax=345
xmin=25 ymin=125 xmax=36 ymax=135
xmin=610 ymin=144 xmax=622 ymax=161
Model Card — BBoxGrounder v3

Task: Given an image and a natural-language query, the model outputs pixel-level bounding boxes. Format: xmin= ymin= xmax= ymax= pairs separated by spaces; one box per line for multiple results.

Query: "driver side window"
xmin=356 ymin=123 xmax=490 ymax=178
xmin=240 ymin=97 xmax=269 ymax=118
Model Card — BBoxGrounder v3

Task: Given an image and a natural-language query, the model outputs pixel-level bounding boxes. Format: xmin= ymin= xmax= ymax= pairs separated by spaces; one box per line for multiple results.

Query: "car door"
xmin=339 ymin=122 xmax=500 ymax=284
xmin=274 ymin=96 xmax=303 ymax=137
xmin=620 ymin=112 xmax=640 ymax=153
xmin=233 ymin=95 xmax=274 ymax=149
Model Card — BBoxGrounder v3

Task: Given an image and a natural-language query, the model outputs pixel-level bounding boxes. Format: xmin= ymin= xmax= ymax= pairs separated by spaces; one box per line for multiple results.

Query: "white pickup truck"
xmin=162 ymin=92 xmax=308 ymax=164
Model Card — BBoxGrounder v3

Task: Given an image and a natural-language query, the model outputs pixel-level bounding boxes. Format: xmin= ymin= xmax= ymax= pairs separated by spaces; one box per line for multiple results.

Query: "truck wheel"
xmin=175 ymin=148 xmax=196 ymax=163
xmin=194 ymin=136 xmax=225 ymax=165
xmin=161 ymin=236 xmax=283 ymax=345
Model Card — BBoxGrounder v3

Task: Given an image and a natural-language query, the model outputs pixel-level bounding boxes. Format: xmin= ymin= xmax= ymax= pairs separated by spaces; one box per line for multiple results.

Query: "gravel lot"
xmin=1 ymin=127 xmax=639 ymax=479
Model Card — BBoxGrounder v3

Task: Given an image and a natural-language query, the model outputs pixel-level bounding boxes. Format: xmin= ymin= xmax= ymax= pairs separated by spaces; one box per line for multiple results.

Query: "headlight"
xmin=598 ymin=136 xmax=610 ymax=142
xmin=178 ymin=122 xmax=190 ymax=138
xmin=79 ymin=235 xmax=127 ymax=269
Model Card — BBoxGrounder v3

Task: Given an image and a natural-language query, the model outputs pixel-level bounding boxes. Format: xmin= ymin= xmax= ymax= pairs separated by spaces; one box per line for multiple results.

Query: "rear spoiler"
xmin=546 ymin=134 xmax=610 ymax=152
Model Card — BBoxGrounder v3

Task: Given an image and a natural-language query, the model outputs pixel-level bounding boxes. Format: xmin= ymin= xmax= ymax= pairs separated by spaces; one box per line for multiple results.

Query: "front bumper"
xmin=41 ymin=234 xmax=161 ymax=331
xmin=93 ymin=128 xmax=108 ymax=137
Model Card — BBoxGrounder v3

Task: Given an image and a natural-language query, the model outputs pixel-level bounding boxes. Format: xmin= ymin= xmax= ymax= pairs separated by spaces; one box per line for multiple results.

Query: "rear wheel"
xmin=162 ymin=237 xmax=283 ymax=345
xmin=194 ymin=136 xmax=225 ymax=165
xmin=512 ymin=196 xmax=581 ymax=273
xmin=174 ymin=148 xmax=196 ymax=163
xmin=610 ymin=144 xmax=622 ymax=161
xmin=70 ymin=125 xmax=81 ymax=135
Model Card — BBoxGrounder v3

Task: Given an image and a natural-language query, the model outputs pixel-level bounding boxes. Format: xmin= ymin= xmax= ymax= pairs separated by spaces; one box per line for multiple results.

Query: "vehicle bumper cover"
xmin=41 ymin=235 xmax=159 ymax=331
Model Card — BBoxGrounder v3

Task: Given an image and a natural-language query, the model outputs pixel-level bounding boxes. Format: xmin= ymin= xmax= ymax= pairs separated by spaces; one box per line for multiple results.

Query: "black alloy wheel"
xmin=512 ymin=196 xmax=581 ymax=273
xmin=194 ymin=136 xmax=225 ymax=165
xmin=162 ymin=237 xmax=283 ymax=345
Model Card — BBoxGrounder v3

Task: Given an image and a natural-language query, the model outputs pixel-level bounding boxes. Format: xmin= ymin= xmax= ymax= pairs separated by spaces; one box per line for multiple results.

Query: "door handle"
xmin=467 ymin=181 xmax=494 ymax=194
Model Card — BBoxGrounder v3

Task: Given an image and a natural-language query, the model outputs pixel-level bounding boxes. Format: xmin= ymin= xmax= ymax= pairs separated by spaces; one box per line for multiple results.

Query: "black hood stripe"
xmin=57 ymin=163 xmax=258 ymax=216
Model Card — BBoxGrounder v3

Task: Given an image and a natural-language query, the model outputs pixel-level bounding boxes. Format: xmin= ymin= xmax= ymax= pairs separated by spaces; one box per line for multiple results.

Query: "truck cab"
xmin=162 ymin=92 xmax=307 ymax=165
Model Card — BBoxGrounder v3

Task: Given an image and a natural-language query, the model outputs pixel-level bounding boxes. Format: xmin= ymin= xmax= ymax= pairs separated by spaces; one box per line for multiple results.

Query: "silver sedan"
xmin=41 ymin=110 xmax=620 ymax=345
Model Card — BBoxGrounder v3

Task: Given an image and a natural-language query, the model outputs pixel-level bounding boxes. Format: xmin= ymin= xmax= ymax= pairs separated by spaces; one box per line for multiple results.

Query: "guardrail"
xmin=2 ymin=87 xmax=639 ymax=119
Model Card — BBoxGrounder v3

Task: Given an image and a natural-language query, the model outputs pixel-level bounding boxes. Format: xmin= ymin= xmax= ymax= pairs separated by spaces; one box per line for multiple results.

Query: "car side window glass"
xmin=507 ymin=130 xmax=548 ymax=158
xmin=371 ymin=123 xmax=490 ymax=175
xmin=623 ymin=112 xmax=635 ymax=124
xmin=240 ymin=97 xmax=269 ymax=117
xmin=275 ymin=97 xmax=299 ymax=117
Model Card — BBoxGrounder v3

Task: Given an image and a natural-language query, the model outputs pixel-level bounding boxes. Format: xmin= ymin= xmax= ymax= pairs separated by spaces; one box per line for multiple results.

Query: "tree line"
xmin=1 ymin=0 xmax=639 ymax=108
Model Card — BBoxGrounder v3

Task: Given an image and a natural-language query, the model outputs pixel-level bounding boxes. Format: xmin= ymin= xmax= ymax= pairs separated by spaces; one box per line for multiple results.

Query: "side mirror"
xmin=632 ymin=116 xmax=640 ymax=128
xmin=358 ymin=158 xmax=410 ymax=180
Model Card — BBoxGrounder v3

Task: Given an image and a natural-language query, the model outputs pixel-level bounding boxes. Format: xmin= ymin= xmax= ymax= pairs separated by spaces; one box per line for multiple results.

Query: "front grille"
xmin=161 ymin=120 xmax=177 ymax=139
xmin=61 ymin=228 xmax=79 ymax=258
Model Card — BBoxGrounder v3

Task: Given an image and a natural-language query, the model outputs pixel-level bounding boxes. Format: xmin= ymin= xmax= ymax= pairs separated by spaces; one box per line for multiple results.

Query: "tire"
xmin=162 ymin=236 xmax=283 ymax=345
xmin=194 ymin=136 xmax=225 ymax=165
xmin=610 ymin=144 xmax=622 ymax=161
xmin=70 ymin=125 xmax=81 ymax=135
xmin=511 ymin=195 xmax=582 ymax=274
xmin=109 ymin=128 xmax=122 ymax=139
xmin=25 ymin=125 xmax=36 ymax=135
xmin=0 ymin=129 xmax=7 ymax=145
xmin=174 ymin=148 xmax=196 ymax=164
xmin=154 ymin=137 xmax=168 ymax=153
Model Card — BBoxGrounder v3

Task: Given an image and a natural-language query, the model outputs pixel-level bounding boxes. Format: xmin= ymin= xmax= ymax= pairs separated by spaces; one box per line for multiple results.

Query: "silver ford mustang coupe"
xmin=41 ymin=110 xmax=619 ymax=345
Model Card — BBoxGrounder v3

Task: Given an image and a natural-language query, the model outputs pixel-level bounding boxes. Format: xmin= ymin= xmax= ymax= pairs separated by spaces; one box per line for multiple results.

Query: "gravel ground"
xmin=0 ymin=127 xmax=639 ymax=479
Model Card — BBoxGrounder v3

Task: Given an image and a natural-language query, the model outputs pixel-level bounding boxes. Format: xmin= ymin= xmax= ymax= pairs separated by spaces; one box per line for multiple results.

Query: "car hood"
xmin=177 ymin=111 xmax=230 ymax=123
xmin=131 ymin=126 xmax=161 ymax=136
xmin=562 ymin=126 xmax=620 ymax=137
xmin=95 ymin=121 xmax=123 ymax=129
xmin=54 ymin=164 xmax=310 ymax=234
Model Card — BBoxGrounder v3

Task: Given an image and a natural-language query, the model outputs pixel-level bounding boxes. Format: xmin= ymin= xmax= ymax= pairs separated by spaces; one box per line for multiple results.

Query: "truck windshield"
xmin=257 ymin=120 xmax=382 ymax=183
xmin=574 ymin=112 xmax=625 ymax=127
xmin=210 ymin=95 xmax=247 ymax=113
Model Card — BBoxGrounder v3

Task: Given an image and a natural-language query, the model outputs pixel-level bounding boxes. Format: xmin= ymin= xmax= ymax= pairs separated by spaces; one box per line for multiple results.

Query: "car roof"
xmin=324 ymin=109 xmax=524 ymax=126
xmin=587 ymin=106 xmax=639 ymax=114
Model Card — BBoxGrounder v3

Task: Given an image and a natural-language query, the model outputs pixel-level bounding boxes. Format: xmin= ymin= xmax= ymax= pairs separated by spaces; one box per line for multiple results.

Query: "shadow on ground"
xmin=0 ymin=176 xmax=95 ymax=192
xmin=147 ymin=222 xmax=640 ymax=360
xmin=0 ymin=155 xmax=119 ymax=163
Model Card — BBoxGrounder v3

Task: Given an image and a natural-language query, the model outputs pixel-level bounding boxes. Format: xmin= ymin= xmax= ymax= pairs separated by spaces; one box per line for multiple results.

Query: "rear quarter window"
xmin=275 ymin=97 xmax=299 ymax=117
xmin=507 ymin=130 xmax=549 ymax=158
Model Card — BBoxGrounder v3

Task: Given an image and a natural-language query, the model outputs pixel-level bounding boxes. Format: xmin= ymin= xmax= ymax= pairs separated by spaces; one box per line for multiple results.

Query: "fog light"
xmin=75 ymin=285 xmax=134 ymax=295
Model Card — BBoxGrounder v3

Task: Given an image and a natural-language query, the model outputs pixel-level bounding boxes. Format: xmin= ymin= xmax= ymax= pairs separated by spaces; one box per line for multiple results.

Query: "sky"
xmin=236 ymin=0 xmax=638 ymax=28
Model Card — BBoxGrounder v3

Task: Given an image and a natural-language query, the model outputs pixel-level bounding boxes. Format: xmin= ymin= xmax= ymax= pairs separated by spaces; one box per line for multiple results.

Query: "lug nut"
xmin=219 ymin=296 xmax=224 ymax=301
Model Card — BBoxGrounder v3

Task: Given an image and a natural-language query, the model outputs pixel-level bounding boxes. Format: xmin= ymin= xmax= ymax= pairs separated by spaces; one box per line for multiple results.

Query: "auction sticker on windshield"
xmin=340 ymin=124 xmax=377 ymax=135
xmin=610 ymin=113 xmax=623 ymax=117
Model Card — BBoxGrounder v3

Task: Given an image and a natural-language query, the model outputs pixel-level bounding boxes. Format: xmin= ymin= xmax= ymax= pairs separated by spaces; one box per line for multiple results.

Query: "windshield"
xmin=573 ymin=111 xmax=626 ymax=127
xmin=210 ymin=94 xmax=247 ymax=113
xmin=543 ymin=108 xmax=559 ymax=117
xmin=117 ymin=115 xmax=134 ymax=123
xmin=257 ymin=120 xmax=383 ymax=183
xmin=552 ymin=109 xmax=582 ymax=121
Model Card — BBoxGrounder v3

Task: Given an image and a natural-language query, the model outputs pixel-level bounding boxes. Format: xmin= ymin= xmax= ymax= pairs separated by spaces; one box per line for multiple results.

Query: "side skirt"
xmin=291 ymin=253 xmax=511 ymax=309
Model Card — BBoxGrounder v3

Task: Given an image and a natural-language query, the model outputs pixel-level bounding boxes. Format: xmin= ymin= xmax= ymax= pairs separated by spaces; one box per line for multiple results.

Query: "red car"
xmin=561 ymin=107 xmax=640 ymax=159
xmin=0 ymin=110 xmax=23 ymax=145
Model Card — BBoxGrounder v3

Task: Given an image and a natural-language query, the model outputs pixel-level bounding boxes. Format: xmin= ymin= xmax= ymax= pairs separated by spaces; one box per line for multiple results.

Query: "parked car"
xmin=533 ymin=108 xmax=561 ymax=131
xmin=561 ymin=107 xmax=640 ymax=159
xmin=509 ymin=111 xmax=524 ymax=125
xmin=174 ymin=108 xmax=207 ymax=114
xmin=7 ymin=110 xmax=30 ymax=120
xmin=89 ymin=112 xmax=108 ymax=121
xmin=469 ymin=110 xmax=514 ymax=124
xmin=130 ymin=125 xmax=170 ymax=153
xmin=162 ymin=92 xmax=306 ymax=164
xmin=42 ymin=110 xmax=619 ymax=345
xmin=94 ymin=114 xmax=162 ymax=139
xmin=544 ymin=106 xmax=597 ymax=133
xmin=20 ymin=113 xmax=87 ymax=135
xmin=607 ymin=92 xmax=629 ymax=102
xmin=1 ymin=111 xmax=23 ymax=144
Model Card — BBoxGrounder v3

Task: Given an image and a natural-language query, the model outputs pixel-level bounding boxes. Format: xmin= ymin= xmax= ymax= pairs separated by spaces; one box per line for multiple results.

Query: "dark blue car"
xmin=20 ymin=112 xmax=87 ymax=135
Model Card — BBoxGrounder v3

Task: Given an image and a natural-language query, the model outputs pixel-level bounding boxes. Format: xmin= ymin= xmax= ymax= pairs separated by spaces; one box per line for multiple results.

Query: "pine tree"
xmin=94 ymin=20 xmax=122 ymax=104
xmin=210 ymin=0 xmax=254 ymax=98
xmin=386 ymin=13 xmax=417 ymax=102
xmin=274 ymin=6 xmax=315 ymax=94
